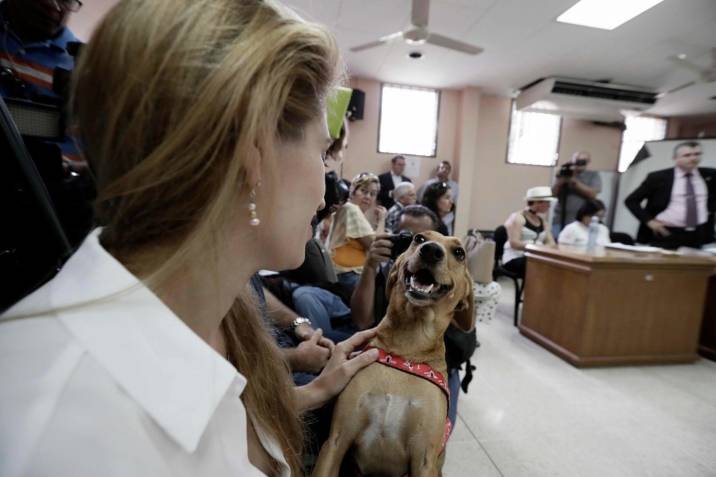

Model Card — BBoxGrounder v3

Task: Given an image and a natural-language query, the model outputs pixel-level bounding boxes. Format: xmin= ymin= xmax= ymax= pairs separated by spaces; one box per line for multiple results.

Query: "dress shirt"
xmin=391 ymin=173 xmax=403 ymax=188
xmin=0 ymin=229 xmax=288 ymax=477
xmin=656 ymin=168 xmax=708 ymax=228
xmin=557 ymin=221 xmax=610 ymax=247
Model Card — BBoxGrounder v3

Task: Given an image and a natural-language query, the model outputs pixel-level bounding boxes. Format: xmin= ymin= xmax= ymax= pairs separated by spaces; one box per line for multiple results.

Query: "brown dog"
xmin=314 ymin=231 xmax=475 ymax=477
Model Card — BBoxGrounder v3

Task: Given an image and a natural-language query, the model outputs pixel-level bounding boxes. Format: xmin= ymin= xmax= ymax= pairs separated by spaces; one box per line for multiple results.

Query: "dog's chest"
xmin=358 ymin=393 xmax=417 ymax=449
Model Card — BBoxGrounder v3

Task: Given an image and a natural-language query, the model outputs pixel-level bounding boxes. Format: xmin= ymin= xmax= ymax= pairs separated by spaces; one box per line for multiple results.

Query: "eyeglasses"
xmin=52 ymin=0 xmax=83 ymax=12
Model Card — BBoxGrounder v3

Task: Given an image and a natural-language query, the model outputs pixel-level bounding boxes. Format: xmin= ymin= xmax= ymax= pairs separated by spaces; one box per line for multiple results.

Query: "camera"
xmin=317 ymin=170 xmax=350 ymax=222
xmin=557 ymin=158 xmax=587 ymax=179
xmin=389 ymin=232 xmax=413 ymax=260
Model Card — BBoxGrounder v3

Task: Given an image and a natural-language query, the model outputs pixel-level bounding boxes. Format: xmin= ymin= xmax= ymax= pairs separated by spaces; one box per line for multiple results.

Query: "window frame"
xmin=504 ymin=100 xmax=563 ymax=167
xmin=377 ymin=83 xmax=441 ymax=158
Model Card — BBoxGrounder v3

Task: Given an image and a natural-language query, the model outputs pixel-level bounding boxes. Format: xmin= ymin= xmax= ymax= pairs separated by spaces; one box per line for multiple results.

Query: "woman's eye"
xmin=414 ymin=234 xmax=426 ymax=244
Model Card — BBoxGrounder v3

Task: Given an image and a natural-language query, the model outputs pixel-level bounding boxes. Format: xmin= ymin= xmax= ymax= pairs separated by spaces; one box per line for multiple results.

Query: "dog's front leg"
xmin=312 ymin=425 xmax=358 ymax=477
xmin=409 ymin=445 xmax=442 ymax=477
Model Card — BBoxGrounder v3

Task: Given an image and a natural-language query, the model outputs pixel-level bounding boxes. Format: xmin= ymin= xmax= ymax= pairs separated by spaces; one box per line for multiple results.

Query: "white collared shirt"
xmin=655 ymin=168 xmax=708 ymax=228
xmin=0 ymin=229 xmax=288 ymax=477
xmin=558 ymin=221 xmax=611 ymax=247
xmin=391 ymin=172 xmax=403 ymax=188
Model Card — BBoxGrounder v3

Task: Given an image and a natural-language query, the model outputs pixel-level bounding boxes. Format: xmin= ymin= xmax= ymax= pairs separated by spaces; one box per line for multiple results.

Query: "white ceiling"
xmin=284 ymin=0 xmax=716 ymax=116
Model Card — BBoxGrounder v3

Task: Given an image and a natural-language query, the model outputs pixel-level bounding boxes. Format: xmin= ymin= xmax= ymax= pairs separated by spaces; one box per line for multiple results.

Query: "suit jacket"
xmin=624 ymin=167 xmax=716 ymax=243
xmin=377 ymin=172 xmax=411 ymax=209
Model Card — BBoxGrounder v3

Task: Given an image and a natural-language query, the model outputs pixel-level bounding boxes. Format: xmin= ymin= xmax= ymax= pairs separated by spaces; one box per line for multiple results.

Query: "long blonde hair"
xmin=72 ymin=0 xmax=341 ymax=473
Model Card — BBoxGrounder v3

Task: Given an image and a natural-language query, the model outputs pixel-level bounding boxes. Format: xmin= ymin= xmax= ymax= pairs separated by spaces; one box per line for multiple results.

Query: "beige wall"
xmin=667 ymin=114 xmax=716 ymax=139
xmin=340 ymin=78 xmax=626 ymax=231
xmin=557 ymin=118 xmax=622 ymax=171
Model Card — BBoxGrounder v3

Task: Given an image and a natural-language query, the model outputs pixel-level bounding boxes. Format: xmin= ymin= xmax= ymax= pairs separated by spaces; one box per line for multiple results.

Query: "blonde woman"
xmin=327 ymin=172 xmax=386 ymax=291
xmin=0 ymin=1 xmax=379 ymax=476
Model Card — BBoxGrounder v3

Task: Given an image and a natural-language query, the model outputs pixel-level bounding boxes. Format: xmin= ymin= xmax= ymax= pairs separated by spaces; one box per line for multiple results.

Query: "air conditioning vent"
xmin=516 ymin=77 xmax=658 ymax=121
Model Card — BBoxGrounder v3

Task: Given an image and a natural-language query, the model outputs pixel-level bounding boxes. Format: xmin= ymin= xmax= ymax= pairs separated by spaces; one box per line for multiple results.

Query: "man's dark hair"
xmin=673 ymin=141 xmax=701 ymax=158
xmin=398 ymin=205 xmax=439 ymax=231
xmin=439 ymin=160 xmax=452 ymax=171
xmin=391 ymin=155 xmax=405 ymax=163
xmin=575 ymin=200 xmax=606 ymax=222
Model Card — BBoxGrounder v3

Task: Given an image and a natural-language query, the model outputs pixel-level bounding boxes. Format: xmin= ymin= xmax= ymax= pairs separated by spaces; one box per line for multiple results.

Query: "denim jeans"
xmin=292 ymin=286 xmax=355 ymax=342
xmin=336 ymin=271 xmax=360 ymax=294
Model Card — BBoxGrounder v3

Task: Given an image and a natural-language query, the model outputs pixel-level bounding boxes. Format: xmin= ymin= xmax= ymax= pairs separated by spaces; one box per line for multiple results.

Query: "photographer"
xmin=551 ymin=151 xmax=601 ymax=237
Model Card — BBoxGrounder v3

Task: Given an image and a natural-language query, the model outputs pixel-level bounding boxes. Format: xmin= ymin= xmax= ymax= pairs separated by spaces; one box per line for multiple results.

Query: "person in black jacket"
xmin=377 ymin=155 xmax=411 ymax=209
xmin=625 ymin=141 xmax=716 ymax=249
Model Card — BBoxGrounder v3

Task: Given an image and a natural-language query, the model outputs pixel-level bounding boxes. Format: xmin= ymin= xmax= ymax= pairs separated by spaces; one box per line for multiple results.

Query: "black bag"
xmin=444 ymin=324 xmax=479 ymax=393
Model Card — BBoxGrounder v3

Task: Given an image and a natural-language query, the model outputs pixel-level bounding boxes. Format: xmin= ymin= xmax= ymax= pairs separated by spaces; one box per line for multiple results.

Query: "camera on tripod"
xmin=557 ymin=158 xmax=588 ymax=179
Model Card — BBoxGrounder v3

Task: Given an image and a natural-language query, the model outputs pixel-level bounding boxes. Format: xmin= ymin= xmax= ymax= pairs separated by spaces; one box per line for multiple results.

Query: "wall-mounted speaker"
xmin=347 ymin=88 xmax=365 ymax=121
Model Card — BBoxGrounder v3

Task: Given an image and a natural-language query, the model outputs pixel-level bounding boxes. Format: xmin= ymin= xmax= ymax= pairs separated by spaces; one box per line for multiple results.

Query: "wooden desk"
xmin=699 ymin=275 xmax=716 ymax=361
xmin=519 ymin=244 xmax=716 ymax=367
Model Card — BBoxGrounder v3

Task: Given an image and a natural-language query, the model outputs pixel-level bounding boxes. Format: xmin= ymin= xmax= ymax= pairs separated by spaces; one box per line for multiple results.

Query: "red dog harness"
xmin=364 ymin=346 xmax=452 ymax=454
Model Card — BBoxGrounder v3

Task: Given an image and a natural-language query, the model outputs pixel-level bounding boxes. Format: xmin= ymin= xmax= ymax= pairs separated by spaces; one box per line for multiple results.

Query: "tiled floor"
xmin=442 ymin=278 xmax=716 ymax=477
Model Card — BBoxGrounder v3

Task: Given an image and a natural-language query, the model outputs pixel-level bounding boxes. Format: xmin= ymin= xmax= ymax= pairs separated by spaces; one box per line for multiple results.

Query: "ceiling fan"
xmin=350 ymin=0 xmax=483 ymax=56
xmin=660 ymin=47 xmax=716 ymax=96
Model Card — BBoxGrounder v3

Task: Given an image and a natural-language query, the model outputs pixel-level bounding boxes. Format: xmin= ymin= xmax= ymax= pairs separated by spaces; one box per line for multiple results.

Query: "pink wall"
xmin=67 ymin=0 xmax=119 ymax=41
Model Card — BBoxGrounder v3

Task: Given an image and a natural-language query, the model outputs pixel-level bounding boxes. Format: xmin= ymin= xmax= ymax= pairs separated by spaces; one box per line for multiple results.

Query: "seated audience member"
xmin=417 ymin=160 xmax=459 ymax=203
xmin=327 ymin=172 xmax=385 ymax=291
xmin=385 ymin=181 xmax=417 ymax=232
xmin=349 ymin=204 xmax=474 ymax=430
xmin=625 ymin=141 xmax=715 ymax=249
xmin=558 ymin=200 xmax=611 ymax=247
xmin=378 ymin=155 xmax=411 ymax=209
xmin=502 ymin=187 xmax=556 ymax=278
xmin=421 ymin=181 xmax=455 ymax=235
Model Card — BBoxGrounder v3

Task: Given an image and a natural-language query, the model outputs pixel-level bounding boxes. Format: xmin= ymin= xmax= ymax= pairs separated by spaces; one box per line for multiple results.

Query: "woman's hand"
xmin=294 ymin=328 xmax=380 ymax=412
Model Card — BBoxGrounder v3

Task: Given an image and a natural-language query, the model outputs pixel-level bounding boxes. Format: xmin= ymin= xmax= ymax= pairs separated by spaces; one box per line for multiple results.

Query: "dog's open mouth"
xmin=403 ymin=268 xmax=451 ymax=302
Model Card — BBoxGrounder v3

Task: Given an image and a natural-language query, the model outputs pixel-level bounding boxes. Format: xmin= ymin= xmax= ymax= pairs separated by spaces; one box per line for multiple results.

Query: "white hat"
xmin=524 ymin=186 xmax=556 ymax=202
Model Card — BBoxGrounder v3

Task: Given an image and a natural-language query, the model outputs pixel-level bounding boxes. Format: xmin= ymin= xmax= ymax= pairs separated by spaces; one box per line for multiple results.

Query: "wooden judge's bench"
xmin=519 ymin=244 xmax=716 ymax=367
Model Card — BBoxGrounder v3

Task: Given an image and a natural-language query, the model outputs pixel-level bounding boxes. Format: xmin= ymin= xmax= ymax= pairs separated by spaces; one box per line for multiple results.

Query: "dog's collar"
xmin=363 ymin=346 xmax=452 ymax=455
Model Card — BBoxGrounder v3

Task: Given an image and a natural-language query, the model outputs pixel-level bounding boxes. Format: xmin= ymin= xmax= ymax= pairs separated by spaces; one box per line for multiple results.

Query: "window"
xmin=618 ymin=116 xmax=667 ymax=172
xmin=378 ymin=84 xmax=439 ymax=157
xmin=506 ymin=102 xmax=561 ymax=166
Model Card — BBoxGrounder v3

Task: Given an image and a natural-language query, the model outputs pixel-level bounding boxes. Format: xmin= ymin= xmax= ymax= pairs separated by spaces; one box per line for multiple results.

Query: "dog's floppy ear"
xmin=386 ymin=253 xmax=406 ymax=298
xmin=452 ymin=271 xmax=475 ymax=332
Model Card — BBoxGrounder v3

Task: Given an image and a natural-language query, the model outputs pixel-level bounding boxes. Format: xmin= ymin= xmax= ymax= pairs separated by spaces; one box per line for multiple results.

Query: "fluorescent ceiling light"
xmin=556 ymin=0 xmax=664 ymax=30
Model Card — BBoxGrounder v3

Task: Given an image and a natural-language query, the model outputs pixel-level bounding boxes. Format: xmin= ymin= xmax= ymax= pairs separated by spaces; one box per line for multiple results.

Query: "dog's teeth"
xmin=425 ymin=284 xmax=434 ymax=293
xmin=410 ymin=276 xmax=416 ymax=288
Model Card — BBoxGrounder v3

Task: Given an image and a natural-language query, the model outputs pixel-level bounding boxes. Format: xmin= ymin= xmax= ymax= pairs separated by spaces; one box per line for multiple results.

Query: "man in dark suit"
xmin=377 ymin=155 xmax=411 ymax=209
xmin=625 ymin=141 xmax=716 ymax=249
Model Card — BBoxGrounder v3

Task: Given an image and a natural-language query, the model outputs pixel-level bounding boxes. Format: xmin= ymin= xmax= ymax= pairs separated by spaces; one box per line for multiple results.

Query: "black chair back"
xmin=610 ymin=232 xmax=635 ymax=245
xmin=493 ymin=225 xmax=508 ymax=265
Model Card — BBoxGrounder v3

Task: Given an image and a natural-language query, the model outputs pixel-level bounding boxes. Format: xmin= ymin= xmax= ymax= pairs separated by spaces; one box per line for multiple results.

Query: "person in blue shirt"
xmin=1 ymin=0 xmax=82 ymax=160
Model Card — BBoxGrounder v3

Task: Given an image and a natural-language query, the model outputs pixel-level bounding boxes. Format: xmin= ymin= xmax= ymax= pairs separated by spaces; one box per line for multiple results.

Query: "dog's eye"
xmin=453 ymin=247 xmax=466 ymax=261
xmin=414 ymin=234 xmax=426 ymax=244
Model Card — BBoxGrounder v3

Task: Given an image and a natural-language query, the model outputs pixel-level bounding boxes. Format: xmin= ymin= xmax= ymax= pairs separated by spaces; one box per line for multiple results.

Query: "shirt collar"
xmin=675 ymin=167 xmax=700 ymax=179
xmin=45 ymin=229 xmax=244 ymax=452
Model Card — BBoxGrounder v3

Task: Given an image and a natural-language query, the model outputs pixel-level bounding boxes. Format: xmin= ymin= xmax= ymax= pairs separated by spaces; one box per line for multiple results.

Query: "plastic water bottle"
xmin=587 ymin=216 xmax=600 ymax=250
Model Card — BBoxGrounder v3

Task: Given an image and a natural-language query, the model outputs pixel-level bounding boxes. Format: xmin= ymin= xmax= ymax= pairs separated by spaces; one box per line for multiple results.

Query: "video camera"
xmin=557 ymin=158 xmax=588 ymax=179
xmin=389 ymin=232 xmax=413 ymax=260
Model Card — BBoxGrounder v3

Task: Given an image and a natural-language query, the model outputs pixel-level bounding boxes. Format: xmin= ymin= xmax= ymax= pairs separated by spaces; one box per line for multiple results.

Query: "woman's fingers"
xmin=337 ymin=327 xmax=377 ymax=354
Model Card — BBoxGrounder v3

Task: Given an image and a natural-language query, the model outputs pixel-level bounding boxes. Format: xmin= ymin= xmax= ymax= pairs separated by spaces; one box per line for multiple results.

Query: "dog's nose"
xmin=419 ymin=242 xmax=444 ymax=264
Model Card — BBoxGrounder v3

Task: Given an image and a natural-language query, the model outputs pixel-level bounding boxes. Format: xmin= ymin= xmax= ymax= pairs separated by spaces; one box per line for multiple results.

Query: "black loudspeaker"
xmin=347 ymin=88 xmax=365 ymax=121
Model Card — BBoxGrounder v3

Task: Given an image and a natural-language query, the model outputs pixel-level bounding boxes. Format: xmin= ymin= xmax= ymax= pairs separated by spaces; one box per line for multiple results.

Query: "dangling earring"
xmin=248 ymin=188 xmax=260 ymax=226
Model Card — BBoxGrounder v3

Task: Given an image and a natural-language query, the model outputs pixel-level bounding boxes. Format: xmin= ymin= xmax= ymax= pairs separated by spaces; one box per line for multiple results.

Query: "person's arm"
xmin=543 ymin=226 xmax=556 ymax=246
xmin=350 ymin=235 xmax=392 ymax=329
xmin=294 ymin=328 xmax=380 ymax=412
xmin=505 ymin=213 xmax=529 ymax=251
xmin=552 ymin=176 xmax=568 ymax=196
xmin=281 ymin=330 xmax=331 ymax=373
xmin=624 ymin=174 xmax=670 ymax=237
xmin=570 ymin=177 xmax=599 ymax=200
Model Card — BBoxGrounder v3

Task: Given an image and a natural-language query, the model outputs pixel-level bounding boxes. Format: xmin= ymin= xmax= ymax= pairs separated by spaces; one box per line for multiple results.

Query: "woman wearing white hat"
xmin=502 ymin=186 xmax=556 ymax=278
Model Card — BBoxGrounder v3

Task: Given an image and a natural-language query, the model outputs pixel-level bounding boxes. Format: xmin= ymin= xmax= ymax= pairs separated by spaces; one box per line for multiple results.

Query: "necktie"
xmin=684 ymin=173 xmax=697 ymax=228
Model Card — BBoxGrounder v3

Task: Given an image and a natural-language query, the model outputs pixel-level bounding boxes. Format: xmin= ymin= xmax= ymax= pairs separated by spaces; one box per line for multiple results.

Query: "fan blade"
xmin=426 ymin=33 xmax=483 ymax=55
xmin=663 ymin=80 xmax=697 ymax=95
xmin=412 ymin=0 xmax=430 ymax=28
xmin=350 ymin=31 xmax=404 ymax=52
xmin=667 ymin=55 xmax=707 ymax=75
